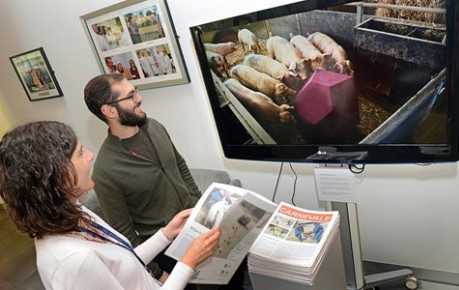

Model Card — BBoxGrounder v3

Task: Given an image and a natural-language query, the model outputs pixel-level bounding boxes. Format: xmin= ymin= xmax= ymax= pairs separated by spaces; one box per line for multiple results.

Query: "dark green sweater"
xmin=92 ymin=118 xmax=201 ymax=277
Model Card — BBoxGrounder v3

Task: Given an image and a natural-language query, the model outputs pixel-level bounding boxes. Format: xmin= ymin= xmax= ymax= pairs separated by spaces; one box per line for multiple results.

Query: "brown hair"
xmin=0 ymin=121 xmax=88 ymax=239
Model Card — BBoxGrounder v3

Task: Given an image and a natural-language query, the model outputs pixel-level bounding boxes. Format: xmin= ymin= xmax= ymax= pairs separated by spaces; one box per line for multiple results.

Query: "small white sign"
xmin=314 ymin=167 xmax=356 ymax=203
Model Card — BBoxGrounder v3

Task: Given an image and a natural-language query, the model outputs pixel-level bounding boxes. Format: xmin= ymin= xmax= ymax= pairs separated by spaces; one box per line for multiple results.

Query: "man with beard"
xmin=83 ymin=74 xmax=201 ymax=288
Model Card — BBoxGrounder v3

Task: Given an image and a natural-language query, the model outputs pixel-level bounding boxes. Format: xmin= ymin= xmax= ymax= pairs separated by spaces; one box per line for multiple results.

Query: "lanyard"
xmin=77 ymin=221 xmax=151 ymax=274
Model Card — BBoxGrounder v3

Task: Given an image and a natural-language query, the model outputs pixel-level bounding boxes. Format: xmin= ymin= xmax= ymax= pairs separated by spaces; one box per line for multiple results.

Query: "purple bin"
xmin=295 ymin=70 xmax=358 ymax=125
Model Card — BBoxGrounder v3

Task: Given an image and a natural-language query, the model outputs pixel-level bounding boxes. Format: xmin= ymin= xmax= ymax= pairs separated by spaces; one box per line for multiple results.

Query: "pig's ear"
xmin=333 ymin=62 xmax=344 ymax=74
xmin=323 ymin=53 xmax=333 ymax=62
xmin=303 ymin=58 xmax=312 ymax=66
xmin=346 ymin=60 xmax=355 ymax=76
xmin=277 ymin=83 xmax=286 ymax=91
xmin=346 ymin=60 xmax=354 ymax=70
xmin=288 ymin=62 xmax=297 ymax=72
xmin=288 ymin=70 xmax=299 ymax=77
xmin=276 ymin=74 xmax=283 ymax=81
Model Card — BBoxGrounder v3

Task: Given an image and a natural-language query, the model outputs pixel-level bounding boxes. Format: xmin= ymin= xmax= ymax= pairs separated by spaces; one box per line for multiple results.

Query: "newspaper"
xmin=247 ymin=202 xmax=340 ymax=285
xmin=165 ymin=183 xmax=277 ymax=284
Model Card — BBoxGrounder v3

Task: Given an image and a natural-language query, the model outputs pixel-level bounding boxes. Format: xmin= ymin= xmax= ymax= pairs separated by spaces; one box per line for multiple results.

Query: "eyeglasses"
xmin=106 ymin=88 xmax=138 ymax=104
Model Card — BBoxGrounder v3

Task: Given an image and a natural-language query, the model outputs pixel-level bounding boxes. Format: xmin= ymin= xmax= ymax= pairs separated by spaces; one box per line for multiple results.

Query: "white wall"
xmin=0 ymin=0 xmax=458 ymax=275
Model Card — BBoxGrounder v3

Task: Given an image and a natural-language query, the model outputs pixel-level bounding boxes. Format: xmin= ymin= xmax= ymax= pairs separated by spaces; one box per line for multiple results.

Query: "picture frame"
xmin=10 ymin=47 xmax=64 ymax=102
xmin=81 ymin=0 xmax=190 ymax=90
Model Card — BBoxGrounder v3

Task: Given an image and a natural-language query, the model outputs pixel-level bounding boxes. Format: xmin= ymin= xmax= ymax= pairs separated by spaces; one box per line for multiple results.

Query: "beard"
xmin=116 ymin=104 xmax=147 ymax=127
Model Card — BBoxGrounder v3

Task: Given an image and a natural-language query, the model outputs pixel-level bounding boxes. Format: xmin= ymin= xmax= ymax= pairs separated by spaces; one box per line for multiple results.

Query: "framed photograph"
xmin=81 ymin=0 xmax=189 ymax=90
xmin=10 ymin=47 xmax=64 ymax=102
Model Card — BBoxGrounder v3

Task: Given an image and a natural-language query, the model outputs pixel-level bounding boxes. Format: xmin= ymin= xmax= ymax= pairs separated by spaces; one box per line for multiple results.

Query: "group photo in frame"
xmin=10 ymin=47 xmax=64 ymax=102
xmin=81 ymin=0 xmax=189 ymax=90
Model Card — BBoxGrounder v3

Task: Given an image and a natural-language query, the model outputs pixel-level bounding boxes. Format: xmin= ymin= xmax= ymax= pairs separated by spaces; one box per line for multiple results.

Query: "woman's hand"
xmin=180 ymin=228 xmax=220 ymax=269
xmin=158 ymin=271 xmax=169 ymax=284
xmin=162 ymin=209 xmax=192 ymax=240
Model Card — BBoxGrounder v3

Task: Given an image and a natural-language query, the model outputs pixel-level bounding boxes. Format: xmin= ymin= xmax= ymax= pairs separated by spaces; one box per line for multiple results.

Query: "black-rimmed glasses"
xmin=106 ymin=88 xmax=138 ymax=104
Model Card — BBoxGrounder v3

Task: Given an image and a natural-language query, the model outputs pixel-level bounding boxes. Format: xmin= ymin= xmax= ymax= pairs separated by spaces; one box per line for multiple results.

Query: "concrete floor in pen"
xmin=0 ymin=207 xmax=457 ymax=290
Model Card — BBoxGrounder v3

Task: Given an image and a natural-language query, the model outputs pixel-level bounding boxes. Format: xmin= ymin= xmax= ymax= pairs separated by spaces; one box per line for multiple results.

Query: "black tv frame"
xmin=190 ymin=0 xmax=459 ymax=164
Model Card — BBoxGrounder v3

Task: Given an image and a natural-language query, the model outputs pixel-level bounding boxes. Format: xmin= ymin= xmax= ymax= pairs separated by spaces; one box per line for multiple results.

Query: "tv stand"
xmin=329 ymin=201 xmax=418 ymax=289
xmin=315 ymin=163 xmax=419 ymax=289
xmin=307 ymin=147 xmax=368 ymax=164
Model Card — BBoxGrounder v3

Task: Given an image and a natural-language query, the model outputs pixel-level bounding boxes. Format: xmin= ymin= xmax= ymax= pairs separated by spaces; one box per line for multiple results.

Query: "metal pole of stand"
xmin=329 ymin=201 xmax=365 ymax=290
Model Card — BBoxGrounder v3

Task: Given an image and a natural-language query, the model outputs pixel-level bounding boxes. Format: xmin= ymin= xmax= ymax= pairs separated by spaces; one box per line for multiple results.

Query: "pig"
xmin=230 ymin=64 xmax=296 ymax=98
xmin=206 ymin=50 xmax=229 ymax=80
xmin=308 ymin=32 xmax=354 ymax=75
xmin=238 ymin=29 xmax=261 ymax=54
xmin=266 ymin=35 xmax=313 ymax=81
xmin=243 ymin=54 xmax=303 ymax=90
xmin=289 ymin=33 xmax=331 ymax=71
xmin=204 ymin=41 xmax=236 ymax=56
xmin=224 ymin=78 xmax=294 ymax=123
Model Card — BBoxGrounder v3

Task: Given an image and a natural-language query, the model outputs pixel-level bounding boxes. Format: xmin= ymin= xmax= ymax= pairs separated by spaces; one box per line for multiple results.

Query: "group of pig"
xmin=203 ymin=28 xmax=353 ymax=126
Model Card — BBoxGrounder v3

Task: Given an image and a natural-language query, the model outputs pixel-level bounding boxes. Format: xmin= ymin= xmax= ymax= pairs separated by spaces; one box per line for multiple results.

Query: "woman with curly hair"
xmin=0 ymin=121 xmax=220 ymax=290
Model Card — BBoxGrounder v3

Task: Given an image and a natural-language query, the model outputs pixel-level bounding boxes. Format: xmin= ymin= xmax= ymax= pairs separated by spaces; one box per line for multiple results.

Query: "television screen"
xmin=190 ymin=0 xmax=459 ymax=163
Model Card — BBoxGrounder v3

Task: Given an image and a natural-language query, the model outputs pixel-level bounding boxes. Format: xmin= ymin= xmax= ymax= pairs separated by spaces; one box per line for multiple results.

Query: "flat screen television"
xmin=190 ymin=0 xmax=459 ymax=164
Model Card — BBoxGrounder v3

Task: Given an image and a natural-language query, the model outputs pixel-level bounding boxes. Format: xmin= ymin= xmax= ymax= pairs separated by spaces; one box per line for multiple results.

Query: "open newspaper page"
xmin=248 ymin=202 xmax=340 ymax=285
xmin=165 ymin=182 xmax=277 ymax=284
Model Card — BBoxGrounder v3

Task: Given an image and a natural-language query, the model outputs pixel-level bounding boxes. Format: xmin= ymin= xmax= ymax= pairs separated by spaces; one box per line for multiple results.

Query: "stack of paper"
xmin=247 ymin=202 xmax=340 ymax=285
